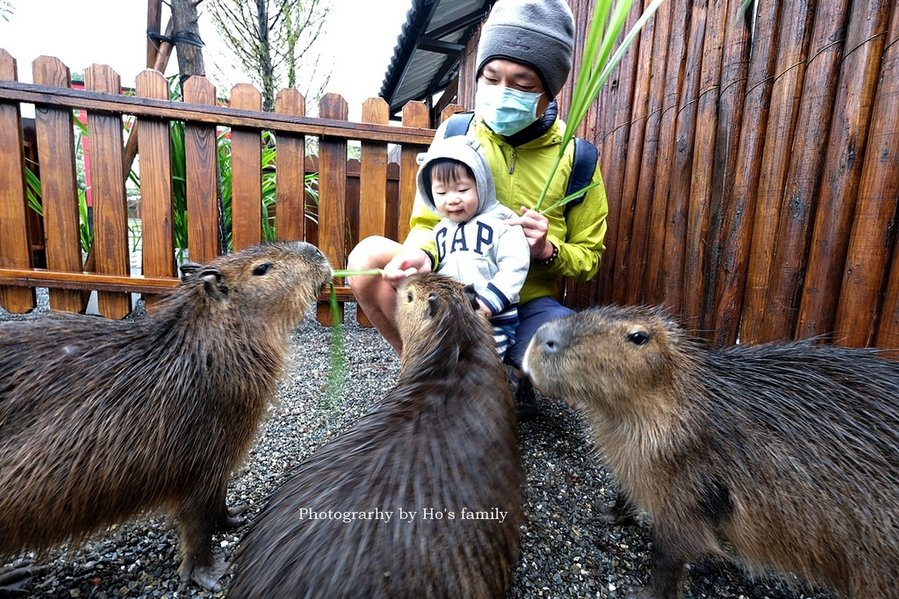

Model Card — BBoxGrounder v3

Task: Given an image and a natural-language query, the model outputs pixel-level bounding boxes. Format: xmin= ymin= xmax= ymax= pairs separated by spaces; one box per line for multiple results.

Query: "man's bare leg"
xmin=346 ymin=236 xmax=404 ymax=354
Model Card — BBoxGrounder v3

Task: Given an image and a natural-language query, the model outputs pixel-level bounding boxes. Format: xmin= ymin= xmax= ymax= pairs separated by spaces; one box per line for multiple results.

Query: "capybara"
xmin=0 ymin=241 xmax=331 ymax=591
xmin=523 ymin=305 xmax=899 ymax=599
xmin=229 ymin=273 xmax=523 ymax=598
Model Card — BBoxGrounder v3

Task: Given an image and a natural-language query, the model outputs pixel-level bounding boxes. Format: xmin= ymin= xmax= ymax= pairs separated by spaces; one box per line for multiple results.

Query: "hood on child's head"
xmin=416 ymin=136 xmax=498 ymax=215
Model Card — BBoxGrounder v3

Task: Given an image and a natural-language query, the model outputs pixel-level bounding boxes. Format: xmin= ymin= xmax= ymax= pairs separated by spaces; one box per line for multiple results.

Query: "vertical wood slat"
xmin=612 ymin=0 xmax=657 ymax=305
xmin=85 ymin=64 xmax=132 ymax=318
xmin=274 ymin=89 xmax=306 ymax=242
xmin=702 ymin=2 xmax=752 ymax=341
xmin=355 ymin=98 xmax=391 ymax=329
xmin=682 ymin=0 xmax=728 ymax=327
xmin=316 ymin=93 xmax=348 ymax=326
xmin=398 ymin=101 xmax=430 ymax=242
xmin=0 ymin=50 xmax=36 ymax=313
xmin=358 ymin=98 xmax=389 ymax=241
xmin=135 ymin=69 xmax=175 ymax=310
xmin=758 ymin=0 xmax=851 ymax=341
xmin=836 ymin=3 xmax=899 ymax=347
xmin=877 ymin=232 xmax=899 ymax=357
xmin=712 ymin=1 xmax=783 ymax=345
xmin=740 ymin=0 xmax=814 ymax=343
xmin=625 ymin=0 xmax=673 ymax=304
xmin=796 ymin=0 xmax=892 ymax=339
xmin=645 ymin=0 xmax=689 ymax=308
xmin=597 ymin=0 xmax=643 ymax=305
xmin=183 ymin=76 xmax=220 ymax=265
xmin=659 ymin=0 xmax=707 ymax=318
xmin=32 ymin=56 xmax=83 ymax=312
xmin=230 ymin=84 xmax=262 ymax=251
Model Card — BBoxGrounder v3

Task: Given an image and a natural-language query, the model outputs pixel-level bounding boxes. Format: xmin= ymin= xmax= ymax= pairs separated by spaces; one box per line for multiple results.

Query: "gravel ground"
xmin=1 ymin=292 xmax=834 ymax=599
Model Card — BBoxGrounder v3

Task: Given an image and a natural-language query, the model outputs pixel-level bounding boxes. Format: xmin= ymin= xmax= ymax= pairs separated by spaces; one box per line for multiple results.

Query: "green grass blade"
xmin=332 ymin=268 xmax=383 ymax=278
xmin=322 ymin=282 xmax=346 ymax=410
xmin=538 ymin=180 xmax=602 ymax=215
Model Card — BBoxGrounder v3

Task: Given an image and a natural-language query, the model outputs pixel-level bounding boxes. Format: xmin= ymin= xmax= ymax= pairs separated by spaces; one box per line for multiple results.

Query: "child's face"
xmin=431 ymin=171 xmax=479 ymax=223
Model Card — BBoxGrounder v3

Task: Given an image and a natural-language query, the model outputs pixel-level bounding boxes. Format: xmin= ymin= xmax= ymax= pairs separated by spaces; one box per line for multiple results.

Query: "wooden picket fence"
xmin=0 ymin=49 xmax=434 ymax=325
xmin=2 ymin=0 xmax=898 ymax=355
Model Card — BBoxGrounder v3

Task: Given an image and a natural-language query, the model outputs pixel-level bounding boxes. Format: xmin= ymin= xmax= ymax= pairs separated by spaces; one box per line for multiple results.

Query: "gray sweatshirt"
xmin=415 ymin=137 xmax=530 ymax=317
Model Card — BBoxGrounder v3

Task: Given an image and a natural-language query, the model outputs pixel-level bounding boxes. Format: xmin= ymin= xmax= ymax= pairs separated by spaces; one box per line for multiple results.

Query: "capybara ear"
xmin=179 ymin=261 xmax=203 ymax=282
xmin=199 ymin=268 xmax=228 ymax=299
xmin=463 ymin=285 xmax=479 ymax=312
xmin=427 ymin=293 xmax=440 ymax=318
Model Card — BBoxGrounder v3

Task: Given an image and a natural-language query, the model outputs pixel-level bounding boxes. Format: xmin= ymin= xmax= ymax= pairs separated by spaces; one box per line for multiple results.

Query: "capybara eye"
xmin=407 ymin=291 xmax=414 ymax=303
xmin=627 ymin=331 xmax=650 ymax=345
xmin=252 ymin=263 xmax=273 ymax=276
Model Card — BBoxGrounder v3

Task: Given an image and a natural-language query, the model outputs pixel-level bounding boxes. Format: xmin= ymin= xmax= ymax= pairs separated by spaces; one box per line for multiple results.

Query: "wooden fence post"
xmin=274 ymin=89 xmax=307 ymax=242
xmin=32 ymin=56 xmax=84 ymax=313
xmin=136 ymin=69 xmax=175 ymax=310
xmin=398 ymin=101 xmax=429 ymax=241
xmin=355 ymin=97 xmax=391 ymax=326
xmin=230 ymin=83 xmax=263 ymax=251
xmin=0 ymin=51 xmax=36 ymax=313
xmin=317 ymin=93 xmax=348 ymax=326
xmin=85 ymin=64 xmax=132 ymax=318
xmin=183 ymin=76 xmax=220 ymax=265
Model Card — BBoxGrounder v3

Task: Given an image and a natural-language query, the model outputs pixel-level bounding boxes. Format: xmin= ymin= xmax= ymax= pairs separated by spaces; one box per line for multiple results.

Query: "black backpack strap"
xmin=443 ymin=112 xmax=475 ymax=138
xmin=564 ymin=137 xmax=599 ymax=213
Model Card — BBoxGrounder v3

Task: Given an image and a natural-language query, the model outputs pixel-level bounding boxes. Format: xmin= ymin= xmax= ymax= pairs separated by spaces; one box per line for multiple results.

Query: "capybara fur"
xmin=523 ymin=305 xmax=899 ymax=599
xmin=229 ymin=273 xmax=523 ymax=598
xmin=0 ymin=241 xmax=331 ymax=591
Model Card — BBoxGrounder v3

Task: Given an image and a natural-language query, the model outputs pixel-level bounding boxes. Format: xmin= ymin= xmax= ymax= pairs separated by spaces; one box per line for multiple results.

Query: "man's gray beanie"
xmin=475 ymin=0 xmax=575 ymax=98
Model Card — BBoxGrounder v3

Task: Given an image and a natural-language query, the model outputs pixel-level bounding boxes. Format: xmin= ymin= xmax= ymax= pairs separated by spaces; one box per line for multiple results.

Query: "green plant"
xmin=535 ymin=0 xmax=665 ymax=212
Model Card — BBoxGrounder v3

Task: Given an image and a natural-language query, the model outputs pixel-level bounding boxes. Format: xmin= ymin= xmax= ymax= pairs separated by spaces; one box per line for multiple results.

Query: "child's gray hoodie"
xmin=416 ymin=137 xmax=530 ymax=319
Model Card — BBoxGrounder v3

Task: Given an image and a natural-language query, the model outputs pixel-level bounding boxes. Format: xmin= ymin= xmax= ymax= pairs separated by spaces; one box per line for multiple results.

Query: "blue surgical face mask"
xmin=475 ymin=83 xmax=543 ymax=136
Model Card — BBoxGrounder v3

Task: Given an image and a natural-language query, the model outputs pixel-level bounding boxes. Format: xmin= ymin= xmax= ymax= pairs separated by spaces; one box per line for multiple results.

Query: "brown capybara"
xmin=523 ymin=305 xmax=899 ymax=599
xmin=229 ymin=273 xmax=523 ymax=598
xmin=0 ymin=241 xmax=331 ymax=592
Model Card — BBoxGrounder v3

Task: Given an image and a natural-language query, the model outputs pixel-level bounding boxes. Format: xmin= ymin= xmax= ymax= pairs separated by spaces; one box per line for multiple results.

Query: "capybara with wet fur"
xmin=523 ymin=305 xmax=899 ymax=599
xmin=229 ymin=273 xmax=523 ymax=598
xmin=0 ymin=241 xmax=331 ymax=591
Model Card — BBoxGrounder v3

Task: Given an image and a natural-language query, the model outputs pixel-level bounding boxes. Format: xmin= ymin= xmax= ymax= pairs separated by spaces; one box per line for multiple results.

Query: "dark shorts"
xmin=505 ymin=296 xmax=574 ymax=369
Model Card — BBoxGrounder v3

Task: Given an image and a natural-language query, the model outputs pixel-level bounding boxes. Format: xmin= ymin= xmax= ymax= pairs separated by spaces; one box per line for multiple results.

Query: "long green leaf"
xmin=535 ymin=0 xmax=663 ymax=211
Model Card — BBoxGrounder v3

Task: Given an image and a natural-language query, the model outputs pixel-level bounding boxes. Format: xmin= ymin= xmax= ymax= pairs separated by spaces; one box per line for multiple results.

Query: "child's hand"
xmin=382 ymin=249 xmax=432 ymax=286
xmin=476 ymin=299 xmax=493 ymax=318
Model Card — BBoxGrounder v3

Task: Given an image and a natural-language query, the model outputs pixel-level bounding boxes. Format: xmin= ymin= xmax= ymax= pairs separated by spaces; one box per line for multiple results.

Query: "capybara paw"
xmin=625 ymin=585 xmax=667 ymax=599
xmin=219 ymin=503 xmax=249 ymax=529
xmin=597 ymin=501 xmax=638 ymax=526
xmin=179 ymin=556 xmax=227 ymax=592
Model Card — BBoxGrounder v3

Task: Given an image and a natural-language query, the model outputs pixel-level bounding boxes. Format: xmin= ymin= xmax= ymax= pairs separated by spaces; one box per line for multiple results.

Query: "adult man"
xmin=347 ymin=0 xmax=608 ymax=419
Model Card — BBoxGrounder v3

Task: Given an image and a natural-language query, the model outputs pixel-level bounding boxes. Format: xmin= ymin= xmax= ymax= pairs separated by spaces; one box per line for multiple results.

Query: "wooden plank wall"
xmin=0 ymin=48 xmax=432 ymax=325
xmin=574 ymin=0 xmax=897 ymax=350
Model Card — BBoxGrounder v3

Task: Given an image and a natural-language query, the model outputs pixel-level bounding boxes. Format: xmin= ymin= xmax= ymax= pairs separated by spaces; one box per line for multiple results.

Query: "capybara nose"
xmin=534 ymin=320 xmax=565 ymax=354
